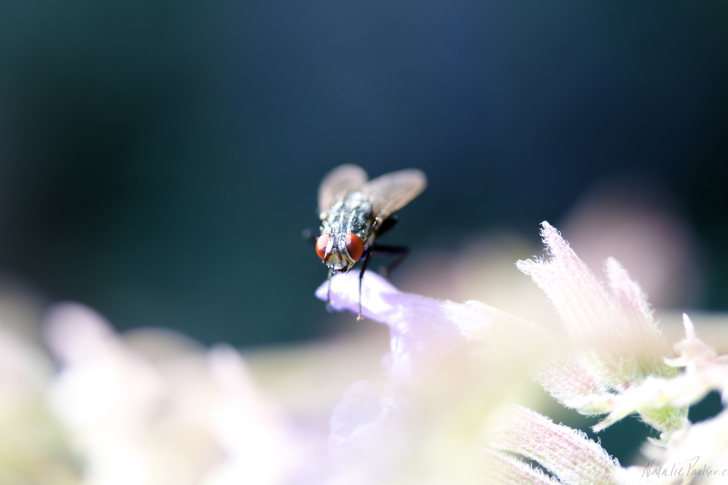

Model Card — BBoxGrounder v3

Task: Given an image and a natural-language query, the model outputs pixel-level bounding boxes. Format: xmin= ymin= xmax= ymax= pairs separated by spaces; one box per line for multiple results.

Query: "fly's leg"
xmin=357 ymin=248 xmax=373 ymax=320
xmin=325 ymin=270 xmax=333 ymax=312
xmin=371 ymin=245 xmax=410 ymax=278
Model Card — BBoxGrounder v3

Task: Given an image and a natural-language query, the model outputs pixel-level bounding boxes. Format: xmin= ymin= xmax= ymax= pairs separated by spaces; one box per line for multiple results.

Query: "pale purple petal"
xmin=45 ymin=302 xmax=121 ymax=365
xmin=316 ymin=271 xmax=500 ymax=381
xmin=328 ymin=379 xmax=406 ymax=483
xmin=45 ymin=303 xmax=314 ymax=485
xmin=44 ymin=303 xmax=165 ymax=432
xmin=318 ymin=271 xmax=540 ymax=480
xmin=318 ymin=271 xmax=486 ymax=476
xmin=204 ymin=344 xmax=309 ymax=485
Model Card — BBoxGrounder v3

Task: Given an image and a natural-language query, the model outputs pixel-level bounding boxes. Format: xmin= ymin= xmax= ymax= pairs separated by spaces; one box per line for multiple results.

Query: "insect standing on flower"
xmin=304 ymin=164 xmax=427 ymax=320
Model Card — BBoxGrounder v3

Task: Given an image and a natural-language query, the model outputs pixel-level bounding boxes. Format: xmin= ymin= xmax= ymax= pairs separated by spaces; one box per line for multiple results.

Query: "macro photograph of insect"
xmin=306 ymin=164 xmax=427 ymax=319
xmin=0 ymin=2 xmax=727 ymax=484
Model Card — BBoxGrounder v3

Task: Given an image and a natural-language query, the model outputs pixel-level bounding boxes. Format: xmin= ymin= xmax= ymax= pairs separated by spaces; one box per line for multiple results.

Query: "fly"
xmin=305 ymin=164 xmax=427 ymax=320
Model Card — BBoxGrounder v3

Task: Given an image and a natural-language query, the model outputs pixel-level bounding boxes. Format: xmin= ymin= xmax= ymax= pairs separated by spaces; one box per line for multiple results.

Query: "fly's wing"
xmin=318 ymin=164 xmax=368 ymax=214
xmin=362 ymin=169 xmax=427 ymax=224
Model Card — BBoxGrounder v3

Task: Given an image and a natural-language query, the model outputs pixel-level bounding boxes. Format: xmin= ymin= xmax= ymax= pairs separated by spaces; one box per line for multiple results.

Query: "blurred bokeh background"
xmin=0 ymin=1 xmax=726 ymax=349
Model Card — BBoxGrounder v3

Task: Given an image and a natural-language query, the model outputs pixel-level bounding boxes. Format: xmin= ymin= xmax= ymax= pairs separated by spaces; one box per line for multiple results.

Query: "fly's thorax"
xmin=319 ymin=191 xmax=375 ymax=241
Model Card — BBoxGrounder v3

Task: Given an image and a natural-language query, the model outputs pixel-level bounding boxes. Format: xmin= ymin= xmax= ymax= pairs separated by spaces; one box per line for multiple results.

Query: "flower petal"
xmin=519 ymin=223 xmax=686 ymax=434
xmin=318 ymin=272 xmax=544 ymax=481
xmin=487 ymin=406 xmax=620 ymax=485
xmin=517 ymin=222 xmax=623 ymax=344
xmin=328 ymin=379 xmax=406 ymax=483
xmin=536 ymin=354 xmax=612 ymax=415
xmin=316 ymin=271 xmax=501 ymax=381
xmin=593 ymin=315 xmax=725 ymax=434
xmin=483 ymin=449 xmax=561 ymax=485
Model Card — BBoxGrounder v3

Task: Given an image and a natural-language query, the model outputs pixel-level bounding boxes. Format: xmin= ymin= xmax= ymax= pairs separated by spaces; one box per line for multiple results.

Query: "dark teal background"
xmin=0 ymin=1 xmax=726 ymax=349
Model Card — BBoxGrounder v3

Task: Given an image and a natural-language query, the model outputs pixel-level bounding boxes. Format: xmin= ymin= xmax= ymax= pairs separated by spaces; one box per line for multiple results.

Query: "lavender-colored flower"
xmin=316 ymin=247 xmax=627 ymax=483
xmin=317 ymin=271 xmax=546 ymax=483
xmin=316 ymin=271 xmax=528 ymax=382
xmin=316 ymin=221 xmax=728 ymax=484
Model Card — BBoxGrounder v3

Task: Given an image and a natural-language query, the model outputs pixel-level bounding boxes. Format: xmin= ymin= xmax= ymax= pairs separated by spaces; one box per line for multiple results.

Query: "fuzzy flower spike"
xmin=517 ymin=222 xmax=687 ymax=438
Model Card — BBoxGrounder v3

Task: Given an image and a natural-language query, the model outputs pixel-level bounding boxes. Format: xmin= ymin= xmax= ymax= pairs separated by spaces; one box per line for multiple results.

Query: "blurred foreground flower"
xmin=43 ymin=303 xmax=319 ymax=485
xmin=0 ymin=323 xmax=78 ymax=485
xmin=2 ymin=221 xmax=728 ymax=484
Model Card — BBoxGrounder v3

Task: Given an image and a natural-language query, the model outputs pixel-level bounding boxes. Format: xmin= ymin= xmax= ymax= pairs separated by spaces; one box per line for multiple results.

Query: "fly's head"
xmin=315 ymin=232 xmax=365 ymax=273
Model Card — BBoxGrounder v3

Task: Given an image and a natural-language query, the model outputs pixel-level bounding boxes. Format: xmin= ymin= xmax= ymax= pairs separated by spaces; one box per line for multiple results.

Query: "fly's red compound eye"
xmin=316 ymin=234 xmax=330 ymax=259
xmin=345 ymin=233 xmax=364 ymax=261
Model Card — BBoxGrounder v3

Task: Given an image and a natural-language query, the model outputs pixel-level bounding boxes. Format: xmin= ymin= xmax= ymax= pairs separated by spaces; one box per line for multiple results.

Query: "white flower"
xmin=44 ymin=302 xmax=312 ymax=485
xmin=0 ymin=317 xmax=78 ymax=484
